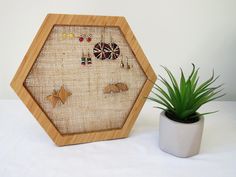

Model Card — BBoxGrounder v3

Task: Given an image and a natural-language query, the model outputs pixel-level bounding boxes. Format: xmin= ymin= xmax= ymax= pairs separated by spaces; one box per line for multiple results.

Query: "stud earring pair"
xmin=79 ymin=34 xmax=92 ymax=42
xmin=62 ymin=33 xmax=75 ymax=39
xmin=120 ymin=56 xmax=131 ymax=69
xmin=81 ymin=50 xmax=92 ymax=66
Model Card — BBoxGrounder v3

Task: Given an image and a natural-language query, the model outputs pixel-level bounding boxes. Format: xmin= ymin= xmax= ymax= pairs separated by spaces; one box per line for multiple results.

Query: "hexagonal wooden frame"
xmin=11 ymin=14 xmax=157 ymax=146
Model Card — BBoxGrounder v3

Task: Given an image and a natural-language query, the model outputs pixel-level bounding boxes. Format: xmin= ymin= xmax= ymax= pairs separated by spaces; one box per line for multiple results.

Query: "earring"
xmin=86 ymin=34 xmax=92 ymax=42
xmin=46 ymin=86 xmax=72 ymax=108
xmin=58 ymin=85 xmax=72 ymax=104
xmin=69 ymin=33 xmax=75 ymax=39
xmin=120 ymin=55 xmax=124 ymax=68
xmin=62 ymin=33 xmax=75 ymax=39
xmin=46 ymin=89 xmax=60 ymax=108
xmin=107 ymin=33 xmax=120 ymax=60
xmin=126 ymin=56 xmax=131 ymax=69
xmin=81 ymin=50 xmax=86 ymax=65
xmin=79 ymin=34 xmax=85 ymax=42
xmin=87 ymin=50 xmax=92 ymax=65
xmin=62 ymin=33 xmax=67 ymax=39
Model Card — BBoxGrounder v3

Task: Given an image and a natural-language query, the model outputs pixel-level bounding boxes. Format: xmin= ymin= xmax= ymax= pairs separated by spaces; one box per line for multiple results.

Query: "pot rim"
xmin=160 ymin=111 xmax=204 ymax=125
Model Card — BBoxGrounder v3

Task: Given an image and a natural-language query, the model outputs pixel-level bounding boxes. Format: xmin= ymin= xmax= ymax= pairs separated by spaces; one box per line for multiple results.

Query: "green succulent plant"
xmin=148 ymin=64 xmax=225 ymax=123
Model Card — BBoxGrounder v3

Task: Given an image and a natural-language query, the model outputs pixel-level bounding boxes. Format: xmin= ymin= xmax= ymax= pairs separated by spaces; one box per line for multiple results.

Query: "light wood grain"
xmin=11 ymin=14 xmax=157 ymax=146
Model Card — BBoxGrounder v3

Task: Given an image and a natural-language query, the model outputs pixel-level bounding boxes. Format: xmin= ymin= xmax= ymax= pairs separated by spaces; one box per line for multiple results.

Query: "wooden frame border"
xmin=11 ymin=14 xmax=157 ymax=146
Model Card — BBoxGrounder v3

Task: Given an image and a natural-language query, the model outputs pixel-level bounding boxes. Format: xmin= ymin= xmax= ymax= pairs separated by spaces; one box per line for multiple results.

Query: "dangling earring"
xmin=126 ymin=56 xmax=131 ymax=69
xmin=87 ymin=50 xmax=92 ymax=65
xmin=107 ymin=32 xmax=120 ymax=60
xmin=81 ymin=50 xmax=86 ymax=65
xmin=86 ymin=34 xmax=92 ymax=42
xmin=120 ymin=55 xmax=124 ymax=68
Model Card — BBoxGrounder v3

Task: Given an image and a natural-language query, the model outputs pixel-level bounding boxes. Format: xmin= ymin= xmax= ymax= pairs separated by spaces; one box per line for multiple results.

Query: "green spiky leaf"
xmin=147 ymin=64 xmax=225 ymax=122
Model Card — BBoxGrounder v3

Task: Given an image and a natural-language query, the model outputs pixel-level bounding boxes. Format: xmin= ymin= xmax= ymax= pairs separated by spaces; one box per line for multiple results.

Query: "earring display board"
xmin=11 ymin=14 xmax=157 ymax=146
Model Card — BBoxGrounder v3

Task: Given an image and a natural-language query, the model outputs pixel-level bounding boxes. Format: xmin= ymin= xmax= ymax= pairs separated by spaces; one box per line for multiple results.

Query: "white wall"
xmin=0 ymin=0 xmax=235 ymax=100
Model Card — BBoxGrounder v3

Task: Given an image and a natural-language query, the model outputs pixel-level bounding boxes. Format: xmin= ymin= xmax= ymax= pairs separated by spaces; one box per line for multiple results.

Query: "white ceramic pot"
xmin=159 ymin=111 xmax=204 ymax=158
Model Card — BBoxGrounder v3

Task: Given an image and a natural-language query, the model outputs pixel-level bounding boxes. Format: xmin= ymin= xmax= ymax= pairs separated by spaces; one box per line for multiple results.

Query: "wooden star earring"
xmin=58 ymin=85 xmax=72 ymax=104
xmin=46 ymin=86 xmax=72 ymax=108
xmin=46 ymin=90 xmax=60 ymax=108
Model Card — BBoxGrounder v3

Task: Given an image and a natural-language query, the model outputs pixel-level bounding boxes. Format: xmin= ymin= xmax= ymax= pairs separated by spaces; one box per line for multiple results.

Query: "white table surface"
xmin=0 ymin=100 xmax=235 ymax=177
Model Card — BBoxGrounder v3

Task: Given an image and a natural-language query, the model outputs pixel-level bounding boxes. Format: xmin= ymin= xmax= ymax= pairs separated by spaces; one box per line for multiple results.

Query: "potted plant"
xmin=148 ymin=64 xmax=224 ymax=158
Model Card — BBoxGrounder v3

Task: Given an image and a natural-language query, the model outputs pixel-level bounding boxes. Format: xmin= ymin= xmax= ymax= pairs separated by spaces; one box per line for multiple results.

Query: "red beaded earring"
xmin=79 ymin=34 xmax=85 ymax=42
xmin=86 ymin=34 xmax=92 ymax=42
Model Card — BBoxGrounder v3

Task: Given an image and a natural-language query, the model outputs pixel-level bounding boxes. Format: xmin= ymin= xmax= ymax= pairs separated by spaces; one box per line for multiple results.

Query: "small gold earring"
xmin=62 ymin=33 xmax=67 ymax=39
xmin=126 ymin=56 xmax=131 ymax=69
xmin=120 ymin=55 xmax=124 ymax=68
xmin=69 ymin=33 xmax=75 ymax=38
